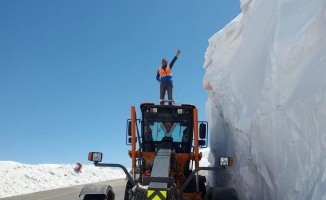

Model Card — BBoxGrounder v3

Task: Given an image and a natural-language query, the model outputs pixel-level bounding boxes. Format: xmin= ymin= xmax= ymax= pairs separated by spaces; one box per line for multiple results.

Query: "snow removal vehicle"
xmin=80 ymin=102 xmax=238 ymax=200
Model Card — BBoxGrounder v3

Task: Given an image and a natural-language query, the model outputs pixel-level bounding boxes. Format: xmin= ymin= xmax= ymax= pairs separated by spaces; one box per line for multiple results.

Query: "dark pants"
xmin=160 ymin=82 xmax=173 ymax=105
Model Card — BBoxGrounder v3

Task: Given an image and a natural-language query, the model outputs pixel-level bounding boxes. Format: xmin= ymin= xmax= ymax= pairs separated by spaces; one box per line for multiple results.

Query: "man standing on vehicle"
xmin=156 ymin=50 xmax=181 ymax=105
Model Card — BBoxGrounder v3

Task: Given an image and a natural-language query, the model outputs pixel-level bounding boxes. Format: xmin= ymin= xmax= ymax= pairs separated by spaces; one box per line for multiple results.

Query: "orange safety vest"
xmin=158 ymin=66 xmax=172 ymax=77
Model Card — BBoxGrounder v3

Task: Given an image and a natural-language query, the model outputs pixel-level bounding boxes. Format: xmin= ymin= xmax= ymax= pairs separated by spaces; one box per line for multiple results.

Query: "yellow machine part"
xmin=147 ymin=189 xmax=167 ymax=200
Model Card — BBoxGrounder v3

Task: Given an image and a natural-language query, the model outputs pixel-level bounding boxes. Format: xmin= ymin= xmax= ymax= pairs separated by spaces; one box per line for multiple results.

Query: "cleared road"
xmin=2 ymin=178 xmax=127 ymax=200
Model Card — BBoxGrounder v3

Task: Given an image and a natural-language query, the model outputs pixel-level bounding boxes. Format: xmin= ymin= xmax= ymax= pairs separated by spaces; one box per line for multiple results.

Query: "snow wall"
xmin=203 ymin=0 xmax=326 ymax=199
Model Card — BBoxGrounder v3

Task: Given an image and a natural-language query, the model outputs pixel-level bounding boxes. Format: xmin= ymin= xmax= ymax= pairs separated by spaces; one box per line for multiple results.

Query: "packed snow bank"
xmin=203 ymin=0 xmax=326 ymax=199
xmin=0 ymin=161 xmax=125 ymax=198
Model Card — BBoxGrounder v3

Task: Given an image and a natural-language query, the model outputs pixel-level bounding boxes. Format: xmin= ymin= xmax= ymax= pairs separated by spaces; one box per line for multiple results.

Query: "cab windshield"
xmin=140 ymin=104 xmax=195 ymax=152
xmin=148 ymin=121 xmax=189 ymax=143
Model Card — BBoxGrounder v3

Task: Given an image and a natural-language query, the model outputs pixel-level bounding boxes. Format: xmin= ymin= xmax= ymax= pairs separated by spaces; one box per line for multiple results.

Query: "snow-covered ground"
xmin=0 ymin=161 xmax=125 ymax=198
xmin=0 ymin=149 xmax=210 ymax=198
xmin=204 ymin=0 xmax=326 ymax=199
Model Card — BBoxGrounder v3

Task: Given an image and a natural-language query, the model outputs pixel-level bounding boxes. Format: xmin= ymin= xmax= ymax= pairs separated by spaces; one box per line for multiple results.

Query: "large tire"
xmin=83 ymin=186 xmax=115 ymax=200
xmin=183 ymin=175 xmax=206 ymax=199
xmin=83 ymin=194 xmax=107 ymax=200
xmin=204 ymin=187 xmax=238 ymax=200
xmin=124 ymin=180 xmax=133 ymax=200
xmin=199 ymin=179 xmax=206 ymax=199
xmin=107 ymin=186 xmax=115 ymax=200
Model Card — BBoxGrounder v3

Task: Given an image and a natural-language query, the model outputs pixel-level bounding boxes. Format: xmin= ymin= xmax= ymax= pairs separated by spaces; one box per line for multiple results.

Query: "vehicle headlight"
xmin=88 ymin=152 xmax=103 ymax=162
xmin=219 ymin=156 xmax=233 ymax=166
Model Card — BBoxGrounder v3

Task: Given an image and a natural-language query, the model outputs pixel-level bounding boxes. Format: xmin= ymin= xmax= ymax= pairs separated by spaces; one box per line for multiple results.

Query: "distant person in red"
xmin=156 ymin=50 xmax=181 ymax=105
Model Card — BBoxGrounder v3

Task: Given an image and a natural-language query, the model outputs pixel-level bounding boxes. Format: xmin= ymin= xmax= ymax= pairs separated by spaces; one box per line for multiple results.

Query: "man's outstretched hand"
xmin=176 ymin=50 xmax=181 ymax=57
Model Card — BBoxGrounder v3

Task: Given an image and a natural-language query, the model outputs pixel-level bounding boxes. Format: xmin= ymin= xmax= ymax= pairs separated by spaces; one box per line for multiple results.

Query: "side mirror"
xmin=199 ymin=123 xmax=206 ymax=139
xmin=128 ymin=121 xmax=132 ymax=136
xmin=198 ymin=140 xmax=206 ymax=146
xmin=128 ymin=137 xmax=137 ymax=143
xmin=219 ymin=156 xmax=233 ymax=166
xmin=88 ymin=152 xmax=103 ymax=162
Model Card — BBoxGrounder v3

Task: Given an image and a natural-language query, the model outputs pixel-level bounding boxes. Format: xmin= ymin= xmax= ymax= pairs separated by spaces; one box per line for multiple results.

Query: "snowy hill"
xmin=203 ymin=0 xmax=326 ymax=199
xmin=0 ymin=161 xmax=125 ymax=198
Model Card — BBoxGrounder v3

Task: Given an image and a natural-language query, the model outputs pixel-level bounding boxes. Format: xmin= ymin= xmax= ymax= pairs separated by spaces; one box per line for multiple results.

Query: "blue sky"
xmin=0 ymin=0 xmax=241 ymax=166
